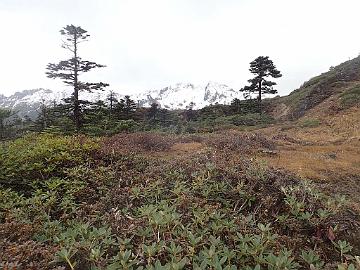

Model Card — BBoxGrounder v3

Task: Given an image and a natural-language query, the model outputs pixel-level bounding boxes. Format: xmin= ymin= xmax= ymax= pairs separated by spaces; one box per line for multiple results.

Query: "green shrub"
xmin=114 ymin=119 xmax=138 ymax=133
xmin=300 ymin=118 xmax=321 ymax=128
xmin=1 ymin=132 xmax=359 ymax=269
xmin=227 ymin=113 xmax=274 ymax=126
xmin=340 ymin=85 xmax=360 ymax=108
xmin=0 ymin=133 xmax=99 ymax=190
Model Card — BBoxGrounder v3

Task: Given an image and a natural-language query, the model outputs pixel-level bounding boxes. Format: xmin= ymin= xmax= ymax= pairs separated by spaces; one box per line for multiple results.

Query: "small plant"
xmin=300 ymin=249 xmax=324 ymax=269
xmin=54 ymin=247 xmax=78 ymax=270
xmin=300 ymin=118 xmax=321 ymax=128
xmin=334 ymin=240 xmax=353 ymax=262
xmin=107 ymin=250 xmax=140 ymax=270
xmin=265 ymin=249 xmax=299 ymax=270
xmin=1 ymin=132 xmax=359 ymax=268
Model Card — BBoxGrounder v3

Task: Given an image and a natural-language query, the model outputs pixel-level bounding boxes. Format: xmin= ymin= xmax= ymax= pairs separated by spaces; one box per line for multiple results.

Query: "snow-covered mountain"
xmin=0 ymin=82 xmax=241 ymax=119
xmin=0 ymin=88 xmax=111 ymax=119
xmin=136 ymin=82 xmax=240 ymax=109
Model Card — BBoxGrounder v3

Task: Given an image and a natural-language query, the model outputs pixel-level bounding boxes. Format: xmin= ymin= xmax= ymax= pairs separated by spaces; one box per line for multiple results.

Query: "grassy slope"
xmin=269 ymin=56 xmax=360 ymax=120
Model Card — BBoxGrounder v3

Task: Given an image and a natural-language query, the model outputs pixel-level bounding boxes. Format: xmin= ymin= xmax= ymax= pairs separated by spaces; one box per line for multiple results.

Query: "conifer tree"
xmin=46 ymin=25 xmax=109 ymax=131
xmin=147 ymin=103 xmax=159 ymax=121
xmin=34 ymin=99 xmax=54 ymax=131
xmin=123 ymin=95 xmax=137 ymax=119
xmin=230 ymin=98 xmax=242 ymax=114
xmin=107 ymin=91 xmax=118 ymax=118
xmin=241 ymin=56 xmax=282 ymax=113
xmin=114 ymin=95 xmax=137 ymax=120
xmin=86 ymin=100 xmax=108 ymax=124
xmin=115 ymin=98 xmax=126 ymax=120
xmin=158 ymin=108 xmax=171 ymax=126
xmin=0 ymin=108 xmax=12 ymax=140
xmin=184 ymin=102 xmax=196 ymax=121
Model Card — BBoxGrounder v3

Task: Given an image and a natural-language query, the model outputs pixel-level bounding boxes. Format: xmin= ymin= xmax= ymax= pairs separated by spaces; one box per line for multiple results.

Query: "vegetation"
xmin=0 ymin=132 xmax=359 ymax=269
xmin=1 ymin=23 xmax=360 ymax=269
xmin=0 ymin=96 xmax=279 ymax=140
xmin=339 ymin=85 xmax=360 ymax=109
xmin=241 ymin=56 xmax=282 ymax=113
xmin=46 ymin=25 xmax=109 ymax=131
xmin=278 ymin=56 xmax=360 ymax=119
xmin=0 ymin=108 xmax=12 ymax=139
xmin=299 ymin=118 xmax=321 ymax=128
xmin=0 ymin=108 xmax=34 ymax=140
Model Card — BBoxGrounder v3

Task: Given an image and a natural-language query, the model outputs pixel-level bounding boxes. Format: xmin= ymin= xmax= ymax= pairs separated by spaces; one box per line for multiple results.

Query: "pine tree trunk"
xmin=0 ymin=121 xmax=4 ymax=140
xmin=73 ymin=32 xmax=80 ymax=131
xmin=43 ymin=109 xmax=47 ymax=129
xmin=258 ymin=80 xmax=262 ymax=114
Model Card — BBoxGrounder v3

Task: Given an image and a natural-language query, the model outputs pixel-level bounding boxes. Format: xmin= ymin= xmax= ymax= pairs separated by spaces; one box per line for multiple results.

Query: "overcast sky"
xmin=1 ymin=0 xmax=359 ymax=97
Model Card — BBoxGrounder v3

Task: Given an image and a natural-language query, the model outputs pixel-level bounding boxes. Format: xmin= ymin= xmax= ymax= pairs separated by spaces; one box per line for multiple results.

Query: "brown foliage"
xmin=204 ymin=131 xmax=275 ymax=153
xmin=0 ymin=222 xmax=57 ymax=269
xmin=100 ymin=132 xmax=176 ymax=155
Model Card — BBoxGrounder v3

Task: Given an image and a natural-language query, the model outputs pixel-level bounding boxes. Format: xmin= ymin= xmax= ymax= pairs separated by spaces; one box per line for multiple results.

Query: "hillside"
xmin=269 ymin=56 xmax=360 ymax=120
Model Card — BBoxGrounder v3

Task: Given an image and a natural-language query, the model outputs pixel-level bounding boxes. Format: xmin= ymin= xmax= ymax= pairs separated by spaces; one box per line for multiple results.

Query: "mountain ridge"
xmin=0 ymin=81 xmax=242 ymax=119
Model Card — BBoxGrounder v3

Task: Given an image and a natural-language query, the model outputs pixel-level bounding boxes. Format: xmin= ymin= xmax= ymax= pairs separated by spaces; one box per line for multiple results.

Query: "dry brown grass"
xmin=265 ymin=144 xmax=360 ymax=180
xmin=257 ymin=107 xmax=360 ymax=210
xmin=170 ymin=142 xmax=204 ymax=154
xmin=99 ymin=111 xmax=360 ymax=210
xmin=259 ymin=106 xmax=360 ymax=178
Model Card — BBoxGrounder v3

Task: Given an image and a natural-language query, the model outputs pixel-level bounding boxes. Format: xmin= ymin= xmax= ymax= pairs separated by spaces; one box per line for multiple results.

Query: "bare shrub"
xmin=205 ymin=132 xmax=275 ymax=153
xmin=101 ymin=132 xmax=176 ymax=155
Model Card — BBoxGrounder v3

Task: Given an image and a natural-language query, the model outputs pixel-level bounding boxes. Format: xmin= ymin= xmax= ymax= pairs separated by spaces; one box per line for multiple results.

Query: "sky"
xmin=1 ymin=0 xmax=360 ymax=97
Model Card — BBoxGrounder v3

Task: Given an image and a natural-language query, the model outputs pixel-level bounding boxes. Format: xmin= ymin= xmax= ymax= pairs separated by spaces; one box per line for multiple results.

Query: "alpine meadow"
xmin=1 ymin=1 xmax=360 ymax=270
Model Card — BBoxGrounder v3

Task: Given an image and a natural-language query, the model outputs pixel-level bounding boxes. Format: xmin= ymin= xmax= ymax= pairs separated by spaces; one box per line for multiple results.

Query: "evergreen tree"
xmin=42 ymin=102 xmax=75 ymax=134
xmin=21 ymin=116 xmax=35 ymax=131
xmin=158 ymin=108 xmax=171 ymax=126
xmin=107 ymin=91 xmax=118 ymax=118
xmin=123 ymin=95 xmax=137 ymax=119
xmin=46 ymin=25 xmax=109 ymax=131
xmin=86 ymin=100 xmax=108 ymax=124
xmin=115 ymin=98 xmax=126 ymax=120
xmin=147 ymin=102 xmax=159 ymax=121
xmin=34 ymin=99 xmax=54 ymax=131
xmin=184 ymin=102 xmax=196 ymax=121
xmin=230 ymin=98 xmax=242 ymax=114
xmin=114 ymin=95 xmax=136 ymax=120
xmin=241 ymin=56 xmax=282 ymax=113
xmin=0 ymin=109 xmax=12 ymax=139
xmin=82 ymin=100 xmax=109 ymax=134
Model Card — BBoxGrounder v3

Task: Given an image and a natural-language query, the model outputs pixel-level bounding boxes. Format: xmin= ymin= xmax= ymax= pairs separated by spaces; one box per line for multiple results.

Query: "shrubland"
xmin=1 ymin=132 xmax=359 ymax=269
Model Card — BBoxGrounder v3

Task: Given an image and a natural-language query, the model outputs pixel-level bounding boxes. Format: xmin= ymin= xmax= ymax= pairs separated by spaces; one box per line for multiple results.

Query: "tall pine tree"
xmin=241 ymin=56 xmax=282 ymax=113
xmin=46 ymin=25 xmax=109 ymax=131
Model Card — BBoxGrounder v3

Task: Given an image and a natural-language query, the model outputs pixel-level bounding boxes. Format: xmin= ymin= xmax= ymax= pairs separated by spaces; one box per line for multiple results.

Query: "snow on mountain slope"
xmin=0 ymin=82 xmax=241 ymax=119
xmin=0 ymin=88 xmax=114 ymax=119
xmin=136 ymin=82 xmax=240 ymax=109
